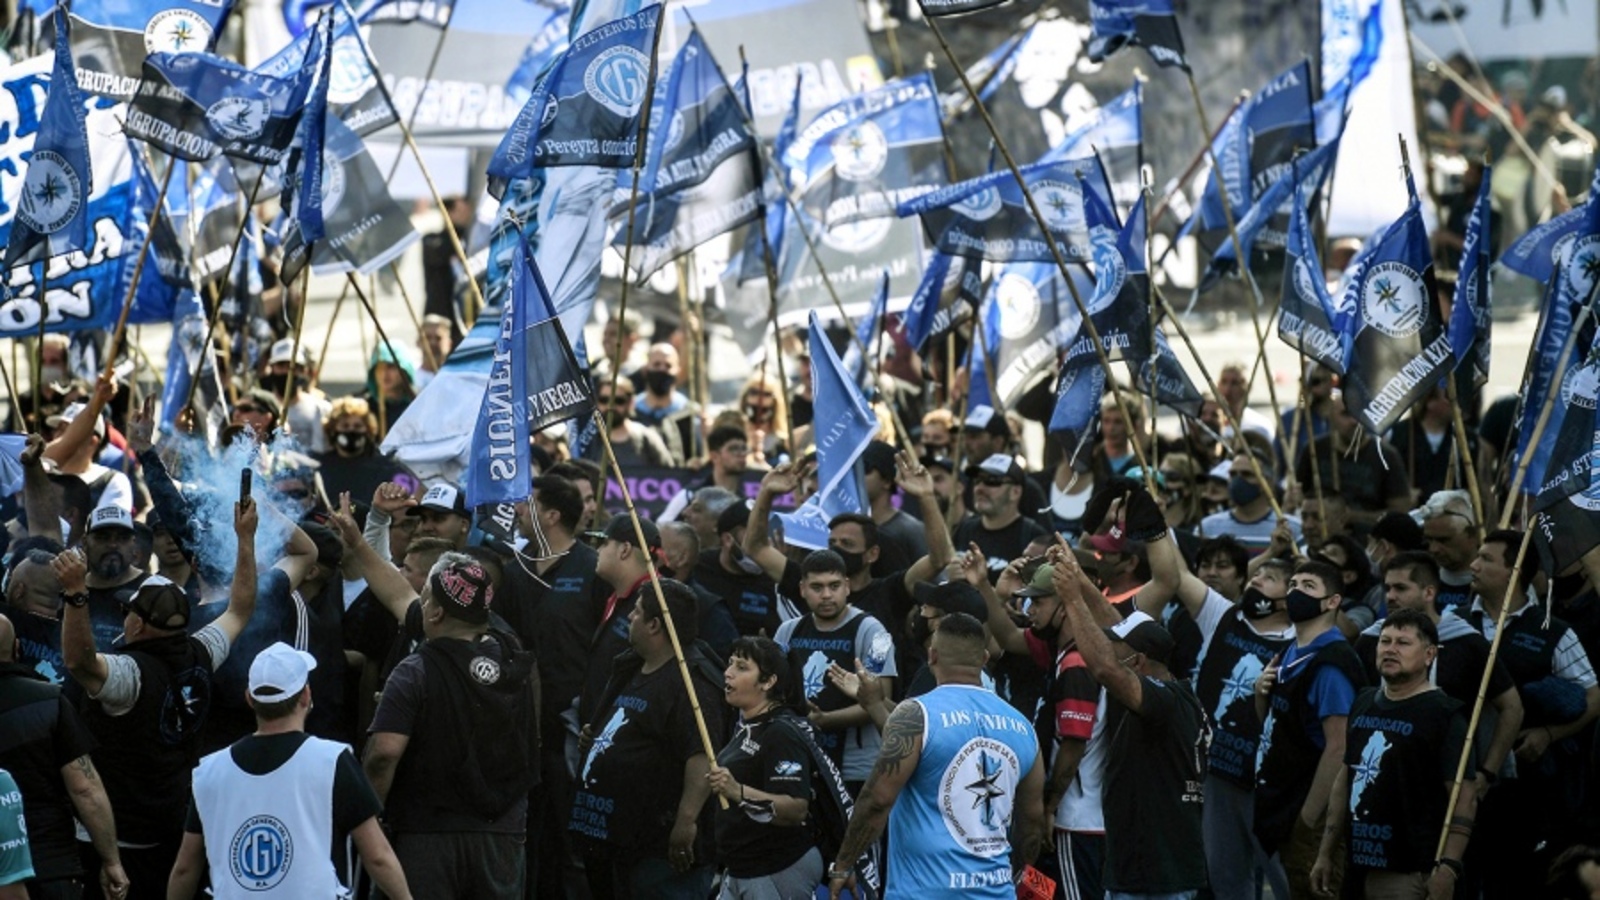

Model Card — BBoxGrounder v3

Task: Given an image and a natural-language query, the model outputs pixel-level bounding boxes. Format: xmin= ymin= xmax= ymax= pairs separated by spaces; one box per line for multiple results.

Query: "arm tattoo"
xmin=75 ymin=756 xmax=97 ymax=780
xmin=871 ymin=701 xmax=924 ymax=780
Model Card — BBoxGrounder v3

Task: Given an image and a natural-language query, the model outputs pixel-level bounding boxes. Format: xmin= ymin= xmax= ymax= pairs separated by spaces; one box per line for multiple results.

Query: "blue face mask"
xmin=1229 ymin=476 xmax=1263 ymax=507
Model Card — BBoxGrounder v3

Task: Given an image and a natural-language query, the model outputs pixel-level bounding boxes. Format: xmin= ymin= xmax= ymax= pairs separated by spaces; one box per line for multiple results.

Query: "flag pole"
xmin=592 ymin=409 xmax=729 ymax=809
xmin=1296 ymin=351 xmax=1330 ymax=544
xmin=283 ymin=268 xmax=311 ymax=417
xmin=1181 ymin=72 xmax=1288 ymax=450
xmin=391 ymin=268 xmax=440 ymax=373
xmin=915 ymin=3 xmax=1155 ymax=477
xmin=1445 ymin=374 xmax=1486 ymax=524
xmin=350 ymin=29 xmax=487 ymax=328
xmin=1148 ymin=91 xmax=1247 ymax=233
xmin=32 ymin=265 xmax=45 ymax=420
xmin=604 ymin=7 xmax=669 ymax=409
xmin=101 ymin=157 xmax=178 ymax=384
xmin=311 ymin=284 xmax=348 ymax=390
xmin=753 ymin=204 xmax=798 ymax=454
xmin=185 ymin=171 xmax=266 ymax=412
xmin=672 ymin=257 xmax=704 ymax=460
xmin=1498 ymin=300 xmax=1596 ymax=526
xmin=1154 ymin=287 xmax=1288 ymax=520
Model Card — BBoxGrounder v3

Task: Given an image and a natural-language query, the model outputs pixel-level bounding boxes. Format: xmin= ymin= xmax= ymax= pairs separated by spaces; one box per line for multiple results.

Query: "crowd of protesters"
xmin=0 ymin=296 xmax=1597 ymax=900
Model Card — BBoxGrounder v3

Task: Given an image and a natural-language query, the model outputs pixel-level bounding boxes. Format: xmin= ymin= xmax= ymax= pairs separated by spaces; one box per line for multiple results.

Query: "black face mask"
xmin=333 ymin=432 xmax=368 ymax=456
xmin=1285 ymin=588 xmax=1327 ymax=623
xmin=603 ymin=409 xmax=630 ymax=428
xmin=259 ymin=373 xmax=306 ymax=396
xmin=643 ymin=370 xmax=676 ymax=395
xmin=1029 ymin=612 xmax=1062 ymax=644
xmin=834 ymin=548 xmax=868 ymax=576
xmin=1241 ymin=586 xmax=1278 ymax=620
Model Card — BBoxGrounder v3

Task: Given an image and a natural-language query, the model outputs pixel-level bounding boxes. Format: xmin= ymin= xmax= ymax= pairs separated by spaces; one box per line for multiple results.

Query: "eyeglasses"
xmin=235 ymin=404 xmax=263 ymax=414
xmin=975 ymin=475 xmax=1012 ymax=487
xmin=598 ymin=395 xmax=633 ymax=407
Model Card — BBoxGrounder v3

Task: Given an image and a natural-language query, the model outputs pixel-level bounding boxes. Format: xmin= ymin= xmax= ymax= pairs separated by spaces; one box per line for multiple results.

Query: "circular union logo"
xmin=206 ymin=96 xmax=270 ymax=141
xmin=1359 ymin=261 xmax=1425 ymax=338
xmin=230 ymin=815 xmax=293 ymax=890
xmin=17 ymin=151 xmax=81 ymax=235
xmin=469 ymin=655 xmax=502 ymax=684
xmin=145 ymin=9 xmax=213 ymax=54
xmin=328 ymin=36 xmax=377 ymax=105
xmin=584 ymin=46 xmax=651 ymax=118
xmin=831 ymin=121 xmax=888 ymax=183
xmin=952 ymin=187 xmax=1002 ymax=222
xmin=1032 ymin=180 xmax=1083 ymax=233
xmin=995 ymin=273 xmax=1042 ymax=340
xmin=938 ymin=738 xmax=1019 ymax=857
xmin=820 ymin=215 xmax=891 ymax=253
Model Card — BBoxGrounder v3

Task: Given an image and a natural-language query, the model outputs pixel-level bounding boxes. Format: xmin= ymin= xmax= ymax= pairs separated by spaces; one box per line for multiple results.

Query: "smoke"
xmin=157 ymin=430 xmax=306 ymax=584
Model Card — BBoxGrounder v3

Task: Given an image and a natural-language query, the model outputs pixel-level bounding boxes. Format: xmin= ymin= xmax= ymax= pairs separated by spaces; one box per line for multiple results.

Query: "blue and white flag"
xmin=1500 ymin=206 xmax=1584 ymax=284
xmin=1136 ymin=328 xmax=1204 ymax=417
xmin=358 ymin=0 xmax=454 ymax=28
xmin=67 ymin=0 xmax=233 ymax=100
xmin=1278 ymin=169 xmax=1351 ymax=375
xmin=1087 ymin=0 xmax=1188 ymax=71
xmin=165 ymin=155 xmax=238 ymax=286
xmin=901 ymin=251 xmax=980 ymax=352
xmin=127 ymin=46 xmax=322 ymax=164
xmin=1529 ymin=321 xmax=1600 ymax=573
xmin=842 ymin=270 xmax=889 ymax=387
xmin=1315 ymin=1 xmax=1382 ymax=146
xmin=780 ymin=73 xmax=947 ymax=227
xmin=278 ymin=17 xmax=335 ymax=282
xmin=6 ymin=9 xmax=93 ymax=270
xmin=1193 ymin=61 xmax=1316 ymax=235
xmin=1201 ymin=137 xmax=1340 ymax=292
xmin=1038 ymin=82 xmax=1142 ymax=213
xmin=282 ymin=115 xmax=421 ymax=278
xmin=1449 ymin=167 xmax=1492 ymax=386
xmin=257 ymin=0 xmax=397 ymax=137
xmin=160 ymin=311 xmax=229 ymax=446
xmin=773 ymin=311 xmax=878 ymax=551
xmin=505 ymin=4 xmax=573 ymax=107
xmin=984 ymin=260 xmax=1092 ymax=406
xmin=1339 ymin=167 xmax=1448 ymax=435
xmin=1049 ymin=361 xmax=1106 ymax=461
xmin=938 ymin=25 xmax=1029 ymax=120
xmin=1062 ymin=177 xmax=1150 ymax=373
xmin=465 ymin=234 xmax=593 ymax=509
xmin=967 ymin=316 xmax=994 ymax=413
xmin=897 ymin=156 xmax=1099 ymax=264
xmin=131 ymin=147 xmax=190 ymax=290
xmin=738 ymin=72 xmax=803 ymax=285
xmin=488 ymin=4 xmax=663 ymax=188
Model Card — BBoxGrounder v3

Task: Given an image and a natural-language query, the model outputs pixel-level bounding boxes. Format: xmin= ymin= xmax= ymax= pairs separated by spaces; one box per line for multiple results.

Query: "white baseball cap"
xmin=85 ymin=503 xmax=134 ymax=534
xmin=248 ymin=642 xmax=318 ymax=703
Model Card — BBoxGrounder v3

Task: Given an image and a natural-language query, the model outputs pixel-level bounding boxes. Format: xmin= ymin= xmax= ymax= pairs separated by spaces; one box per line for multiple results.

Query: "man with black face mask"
xmin=261 ymin=338 xmax=331 ymax=454
xmin=80 ymin=505 xmax=150 ymax=652
xmin=745 ymin=455 xmax=956 ymax=681
xmin=692 ymin=501 xmax=801 ymax=639
xmin=632 ymin=343 xmax=698 ymax=466
xmin=1199 ymin=448 xmax=1303 ymax=558
xmin=314 ymin=397 xmax=411 ymax=511
xmin=1252 ymin=559 xmax=1365 ymax=898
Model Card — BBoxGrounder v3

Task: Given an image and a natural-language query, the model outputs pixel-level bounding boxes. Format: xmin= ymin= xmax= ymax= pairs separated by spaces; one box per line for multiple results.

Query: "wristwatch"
xmin=61 ymin=591 xmax=89 ymax=608
xmin=826 ymin=863 xmax=852 ymax=881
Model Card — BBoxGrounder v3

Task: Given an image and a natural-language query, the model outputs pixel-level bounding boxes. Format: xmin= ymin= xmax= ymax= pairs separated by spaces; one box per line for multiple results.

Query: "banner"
xmin=1087 ymin=0 xmax=1188 ymax=71
xmin=1279 ymin=171 xmax=1352 ymax=374
xmin=898 ymin=156 xmax=1098 ymax=264
xmin=1449 ymin=168 xmax=1492 ymax=386
xmin=67 ymin=0 xmax=233 ymax=100
xmin=1062 ymin=182 xmax=1150 ymax=372
xmin=126 ymin=48 xmax=320 ymax=163
xmin=256 ymin=1 xmax=397 ymax=138
xmin=1201 ymin=136 xmax=1340 ymax=291
xmin=1192 ymin=61 xmax=1316 ymax=235
xmin=6 ymin=9 xmax=93 ymax=269
xmin=900 ymin=250 xmax=979 ymax=351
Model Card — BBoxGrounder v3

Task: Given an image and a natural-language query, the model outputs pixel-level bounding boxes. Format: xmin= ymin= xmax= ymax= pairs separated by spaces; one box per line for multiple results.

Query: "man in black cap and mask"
xmin=691 ymin=500 xmax=800 ymax=639
xmin=53 ymin=499 xmax=261 ymax=900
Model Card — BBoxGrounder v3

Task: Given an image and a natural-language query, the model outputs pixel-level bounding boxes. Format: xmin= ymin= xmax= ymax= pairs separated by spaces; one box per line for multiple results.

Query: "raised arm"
xmin=331 ymin=492 xmax=418 ymax=623
xmin=20 ymin=434 xmax=63 ymax=543
xmin=970 ymin=545 xmax=1028 ymax=656
xmin=745 ymin=462 xmax=809 ymax=583
xmin=1051 ymin=543 xmax=1145 ymax=713
xmin=364 ymin=482 xmax=418 ymax=560
xmin=44 ymin=371 xmax=114 ymax=465
xmin=898 ymin=452 xmax=956 ymax=591
xmin=210 ymin=500 xmax=259 ymax=645
xmin=52 ymin=548 xmax=108 ymax=695
xmin=128 ymin=396 xmax=200 ymax=554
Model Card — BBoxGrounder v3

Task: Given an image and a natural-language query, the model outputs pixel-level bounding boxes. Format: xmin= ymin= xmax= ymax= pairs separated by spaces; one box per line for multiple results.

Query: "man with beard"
xmin=952 ymin=455 xmax=1047 ymax=580
xmin=633 ymin=343 xmax=698 ymax=466
xmin=79 ymin=505 xmax=149 ymax=652
xmin=1310 ymin=609 xmax=1477 ymax=898
xmin=745 ymin=455 xmax=955 ymax=683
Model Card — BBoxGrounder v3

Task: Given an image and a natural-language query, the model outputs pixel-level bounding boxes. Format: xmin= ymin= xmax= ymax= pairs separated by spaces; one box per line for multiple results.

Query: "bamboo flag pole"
xmin=284 ymin=265 xmax=312 ymax=417
xmin=311 ymin=285 xmax=348 ymax=390
xmin=915 ymin=3 xmax=1155 ymax=478
xmin=1444 ymin=374 xmax=1486 ymax=525
xmin=101 ymin=157 xmax=179 ymax=384
xmin=185 ymin=172 xmax=266 ymax=411
xmin=1181 ymin=74 xmax=1289 ymax=454
xmin=1148 ymin=91 xmax=1247 ymax=233
xmin=592 ymin=410 xmax=728 ymax=809
xmin=604 ymin=9 xmax=668 ymax=408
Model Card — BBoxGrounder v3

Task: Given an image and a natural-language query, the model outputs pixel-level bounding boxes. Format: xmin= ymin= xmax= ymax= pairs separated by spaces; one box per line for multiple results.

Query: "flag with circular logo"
xmin=66 ymin=0 xmax=233 ymax=101
xmin=6 ymin=8 xmax=93 ymax=270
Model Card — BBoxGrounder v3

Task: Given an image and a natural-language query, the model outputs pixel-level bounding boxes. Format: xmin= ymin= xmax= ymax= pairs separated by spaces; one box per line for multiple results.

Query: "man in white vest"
xmin=166 ymin=643 xmax=412 ymax=899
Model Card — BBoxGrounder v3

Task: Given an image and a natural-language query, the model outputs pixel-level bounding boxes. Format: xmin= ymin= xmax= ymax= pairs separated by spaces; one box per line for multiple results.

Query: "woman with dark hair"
xmin=706 ymin=636 xmax=822 ymax=898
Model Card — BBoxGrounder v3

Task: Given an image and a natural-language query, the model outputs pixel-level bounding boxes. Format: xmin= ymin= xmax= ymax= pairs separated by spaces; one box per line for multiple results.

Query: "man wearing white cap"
xmin=404 ymin=483 xmax=472 ymax=549
xmin=167 ymin=643 xmax=412 ymax=899
xmin=261 ymin=338 xmax=330 ymax=453
xmin=79 ymin=504 xmax=150 ymax=653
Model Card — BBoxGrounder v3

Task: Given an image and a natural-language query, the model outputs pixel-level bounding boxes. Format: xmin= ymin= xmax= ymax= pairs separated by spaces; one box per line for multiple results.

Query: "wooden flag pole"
xmin=916 ymin=3 xmax=1155 ymax=478
xmin=1444 ymin=374 xmax=1486 ymax=526
xmin=1181 ymin=71 xmax=1288 ymax=448
xmin=1154 ymin=287 xmax=1288 ymax=521
xmin=1148 ymin=91 xmax=1248 ymax=232
xmin=392 ymin=270 xmax=440 ymax=373
xmin=185 ymin=171 xmax=267 ymax=412
xmin=604 ymin=9 xmax=669 ymax=408
xmin=311 ymin=285 xmax=348 ymax=390
xmin=101 ymin=158 xmax=178 ymax=384
xmin=592 ymin=409 xmax=728 ymax=808
xmin=283 ymin=264 xmax=312 ymax=417
xmin=0 ymin=341 xmax=23 ymax=432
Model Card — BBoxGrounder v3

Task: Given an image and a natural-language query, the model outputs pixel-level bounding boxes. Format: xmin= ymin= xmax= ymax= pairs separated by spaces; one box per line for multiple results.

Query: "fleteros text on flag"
xmin=1339 ymin=167 xmax=1448 ymax=436
xmin=466 ymin=234 xmax=593 ymax=509
xmin=488 ymin=3 xmax=664 ymax=189
xmin=780 ymin=72 xmax=947 ymax=228
xmin=897 ymin=156 xmax=1098 ymax=264
xmin=126 ymin=46 xmax=323 ymax=164
xmin=67 ymin=0 xmax=233 ymax=101
xmin=1086 ymin=0 xmax=1188 ymax=71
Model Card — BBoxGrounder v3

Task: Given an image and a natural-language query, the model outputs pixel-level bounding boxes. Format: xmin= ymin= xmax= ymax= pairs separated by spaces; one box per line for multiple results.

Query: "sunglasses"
xmin=975 ymin=475 xmax=1014 ymax=487
xmin=598 ymin=395 xmax=633 ymax=407
xmin=235 ymin=404 xmax=263 ymax=414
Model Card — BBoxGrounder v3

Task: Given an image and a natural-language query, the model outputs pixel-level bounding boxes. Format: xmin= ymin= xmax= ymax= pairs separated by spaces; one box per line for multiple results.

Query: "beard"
xmin=91 ymin=552 xmax=127 ymax=579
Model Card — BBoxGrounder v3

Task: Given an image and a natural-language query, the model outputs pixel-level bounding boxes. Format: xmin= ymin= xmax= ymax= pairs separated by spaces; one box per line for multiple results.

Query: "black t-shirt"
xmin=86 ymin=573 xmax=150 ymax=652
xmin=1344 ymin=688 xmax=1470 ymax=874
xmin=1354 ymin=627 xmax=1514 ymax=708
xmin=9 ymin=608 xmax=67 ymax=684
xmin=569 ymin=664 xmax=724 ymax=856
xmin=0 ymin=668 xmax=96 ymax=879
xmin=578 ymin=585 xmax=641 ymax=727
xmin=694 ymin=549 xmax=797 ymax=638
xmin=184 ymin=732 xmax=381 ymax=882
xmin=951 ymin=514 xmax=1049 ymax=581
xmin=1295 ymin=436 xmax=1411 ymax=513
xmin=191 ymin=568 xmax=296 ymax=754
xmin=713 ymin=710 xmax=815 ymax=878
xmin=513 ymin=544 xmax=608 ymax=741
xmin=1102 ymin=677 xmax=1207 ymax=893
xmin=872 ymin=508 xmax=927 ymax=577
